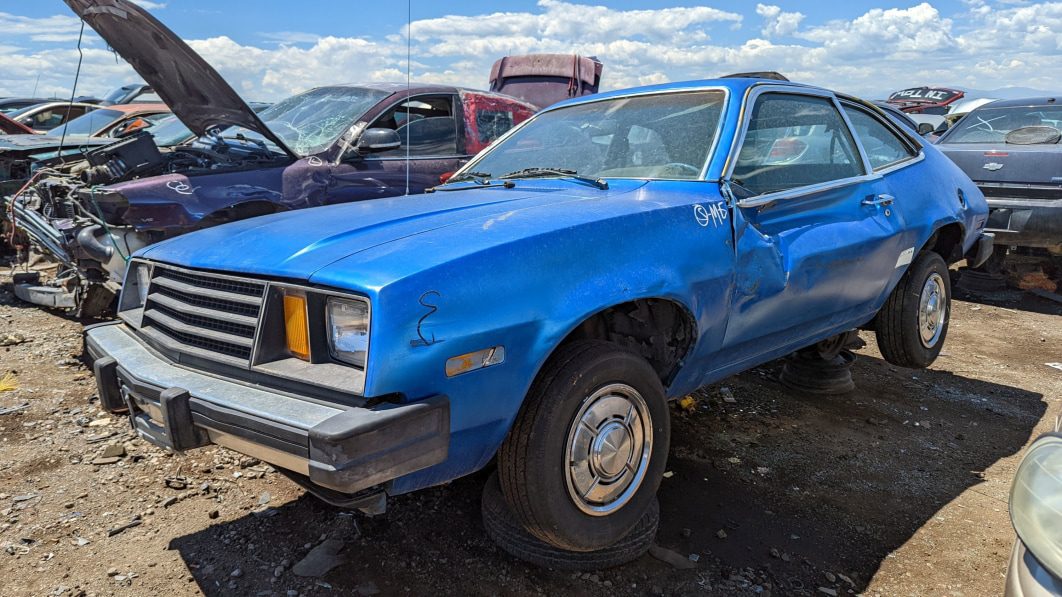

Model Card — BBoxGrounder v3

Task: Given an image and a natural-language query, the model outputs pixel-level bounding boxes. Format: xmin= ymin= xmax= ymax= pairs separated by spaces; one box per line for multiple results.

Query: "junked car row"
xmin=0 ymin=0 xmax=1057 ymax=585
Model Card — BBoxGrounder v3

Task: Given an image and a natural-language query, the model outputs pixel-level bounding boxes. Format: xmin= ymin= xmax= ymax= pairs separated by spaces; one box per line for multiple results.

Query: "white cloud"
xmin=129 ymin=1 xmax=167 ymax=9
xmin=0 ymin=1 xmax=1060 ymax=104
xmin=755 ymin=4 xmax=805 ymax=37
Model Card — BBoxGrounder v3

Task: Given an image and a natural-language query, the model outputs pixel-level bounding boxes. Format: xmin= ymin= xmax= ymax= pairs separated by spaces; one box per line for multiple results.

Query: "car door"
xmin=718 ymin=90 xmax=907 ymax=366
xmin=326 ymin=92 xmax=466 ymax=203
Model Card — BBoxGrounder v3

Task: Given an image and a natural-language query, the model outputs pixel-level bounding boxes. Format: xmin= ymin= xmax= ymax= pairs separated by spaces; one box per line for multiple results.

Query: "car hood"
xmin=64 ymin=0 xmax=295 ymax=158
xmin=141 ymin=180 xmax=647 ymax=281
xmin=0 ymin=134 xmax=109 ymax=153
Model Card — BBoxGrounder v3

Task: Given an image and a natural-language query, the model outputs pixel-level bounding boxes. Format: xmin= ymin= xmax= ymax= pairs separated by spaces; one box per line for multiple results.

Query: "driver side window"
xmin=368 ymin=94 xmax=458 ymax=158
xmin=732 ymin=93 xmax=865 ymax=197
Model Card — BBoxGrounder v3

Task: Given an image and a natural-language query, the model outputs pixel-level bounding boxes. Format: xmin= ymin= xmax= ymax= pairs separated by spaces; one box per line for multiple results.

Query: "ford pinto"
xmin=84 ymin=77 xmax=992 ymax=565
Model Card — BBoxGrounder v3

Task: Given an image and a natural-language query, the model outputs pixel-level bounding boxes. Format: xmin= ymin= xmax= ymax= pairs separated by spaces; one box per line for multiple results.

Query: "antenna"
xmin=57 ymin=20 xmax=86 ymax=166
xmin=31 ymin=73 xmax=40 ymax=98
xmin=405 ymin=0 xmax=411 ymax=196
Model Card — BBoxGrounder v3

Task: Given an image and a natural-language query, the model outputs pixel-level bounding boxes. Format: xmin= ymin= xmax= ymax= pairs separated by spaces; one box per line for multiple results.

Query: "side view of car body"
xmin=5 ymin=101 xmax=100 ymax=134
xmin=84 ymin=75 xmax=992 ymax=561
xmin=936 ymin=97 xmax=1062 ymax=255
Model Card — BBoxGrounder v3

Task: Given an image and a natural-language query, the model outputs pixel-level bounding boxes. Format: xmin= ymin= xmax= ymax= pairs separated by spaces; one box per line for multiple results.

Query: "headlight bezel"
xmin=251 ymin=282 xmax=372 ymax=373
xmin=1010 ymin=432 xmax=1062 ymax=578
xmin=117 ymin=258 xmax=153 ymax=328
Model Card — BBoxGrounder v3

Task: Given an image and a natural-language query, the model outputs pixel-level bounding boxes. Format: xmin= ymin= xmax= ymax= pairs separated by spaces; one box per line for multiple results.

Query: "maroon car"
xmin=886 ymin=86 xmax=965 ymax=115
xmin=10 ymin=0 xmax=598 ymax=316
xmin=0 ymin=112 xmax=36 ymax=135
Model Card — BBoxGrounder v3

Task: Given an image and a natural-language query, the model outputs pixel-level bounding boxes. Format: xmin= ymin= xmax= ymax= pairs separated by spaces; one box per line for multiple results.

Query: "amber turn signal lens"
xmin=283 ymin=294 xmax=310 ymax=360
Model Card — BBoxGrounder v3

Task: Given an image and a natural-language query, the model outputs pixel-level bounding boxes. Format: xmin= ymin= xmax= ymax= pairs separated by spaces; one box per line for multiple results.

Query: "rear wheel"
xmin=497 ymin=340 xmax=669 ymax=551
xmin=875 ymin=251 xmax=951 ymax=368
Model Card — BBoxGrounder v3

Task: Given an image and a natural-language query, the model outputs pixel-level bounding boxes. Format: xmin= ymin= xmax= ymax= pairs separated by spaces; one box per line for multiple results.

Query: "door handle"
xmin=862 ymin=194 xmax=894 ymax=207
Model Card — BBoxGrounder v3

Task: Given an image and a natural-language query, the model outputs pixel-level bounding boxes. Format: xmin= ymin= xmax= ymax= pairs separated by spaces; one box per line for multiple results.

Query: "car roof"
xmin=99 ymin=103 xmax=172 ymax=114
xmin=316 ymin=82 xmax=535 ymax=99
xmin=544 ymin=77 xmax=820 ymax=110
xmin=972 ymin=96 xmax=1059 ymax=109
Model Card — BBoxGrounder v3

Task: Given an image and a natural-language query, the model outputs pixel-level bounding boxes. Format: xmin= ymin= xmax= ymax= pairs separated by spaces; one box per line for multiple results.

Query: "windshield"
xmin=103 ymin=86 xmax=139 ymax=104
xmin=226 ymin=86 xmax=389 ymax=156
xmin=943 ymin=105 xmax=1062 ymax=144
xmin=48 ymin=108 xmax=123 ymax=136
xmin=147 ymin=115 xmax=194 ymax=147
xmin=462 ymin=90 xmax=726 ymax=180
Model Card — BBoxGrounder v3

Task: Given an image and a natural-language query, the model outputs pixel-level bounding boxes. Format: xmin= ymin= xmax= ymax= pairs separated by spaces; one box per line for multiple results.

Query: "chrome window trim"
xmin=452 ymin=86 xmax=732 ymax=183
xmin=734 ymin=173 xmax=881 ymax=209
xmin=839 ymin=99 xmax=924 ymax=173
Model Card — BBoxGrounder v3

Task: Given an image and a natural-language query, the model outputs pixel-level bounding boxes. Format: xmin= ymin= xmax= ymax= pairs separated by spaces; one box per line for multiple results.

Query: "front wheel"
xmin=875 ymin=250 xmax=951 ymax=368
xmin=497 ymin=340 xmax=670 ymax=552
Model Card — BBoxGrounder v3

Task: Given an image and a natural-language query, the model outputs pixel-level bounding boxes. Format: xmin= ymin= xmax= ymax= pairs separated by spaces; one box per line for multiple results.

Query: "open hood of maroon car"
xmin=64 ymin=0 xmax=295 ymax=158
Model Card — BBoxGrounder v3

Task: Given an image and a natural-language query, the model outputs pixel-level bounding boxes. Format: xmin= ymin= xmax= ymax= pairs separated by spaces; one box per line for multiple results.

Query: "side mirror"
xmin=917 ymin=122 xmax=935 ymax=135
xmin=112 ymin=118 xmax=150 ymax=138
xmin=356 ymin=128 xmax=401 ymax=153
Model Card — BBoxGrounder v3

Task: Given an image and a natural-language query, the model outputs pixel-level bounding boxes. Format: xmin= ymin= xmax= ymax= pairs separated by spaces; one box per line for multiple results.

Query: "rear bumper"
xmin=84 ymin=322 xmax=449 ymax=495
xmin=986 ymin=198 xmax=1062 ymax=250
xmin=965 ymin=231 xmax=995 ymax=268
xmin=1005 ymin=540 xmax=1062 ymax=597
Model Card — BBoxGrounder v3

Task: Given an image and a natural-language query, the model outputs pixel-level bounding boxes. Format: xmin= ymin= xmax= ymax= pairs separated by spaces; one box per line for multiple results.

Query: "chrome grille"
xmin=139 ymin=264 xmax=264 ymax=364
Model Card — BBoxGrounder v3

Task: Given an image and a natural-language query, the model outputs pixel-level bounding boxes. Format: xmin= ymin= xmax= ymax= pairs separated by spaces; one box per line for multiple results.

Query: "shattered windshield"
xmin=944 ymin=105 xmax=1062 ymax=144
xmin=228 ymin=86 xmax=389 ymax=156
xmin=48 ymin=108 xmax=123 ymax=136
xmin=462 ymin=90 xmax=726 ymax=180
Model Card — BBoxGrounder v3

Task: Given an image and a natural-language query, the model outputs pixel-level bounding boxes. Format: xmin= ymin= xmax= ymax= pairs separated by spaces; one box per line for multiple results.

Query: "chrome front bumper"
xmin=84 ymin=322 xmax=449 ymax=495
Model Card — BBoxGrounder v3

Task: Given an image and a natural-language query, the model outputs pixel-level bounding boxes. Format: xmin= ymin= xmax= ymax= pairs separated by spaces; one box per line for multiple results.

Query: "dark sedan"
xmin=936 ymin=97 xmax=1062 ymax=256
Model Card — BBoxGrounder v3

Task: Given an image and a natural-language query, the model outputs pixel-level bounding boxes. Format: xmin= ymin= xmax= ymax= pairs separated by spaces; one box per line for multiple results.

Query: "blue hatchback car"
xmin=84 ymin=77 xmax=992 ymax=565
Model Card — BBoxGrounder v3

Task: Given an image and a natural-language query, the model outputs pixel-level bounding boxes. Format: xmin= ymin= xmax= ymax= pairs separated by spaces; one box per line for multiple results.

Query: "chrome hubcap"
xmin=565 ymin=383 xmax=652 ymax=516
xmin=918 ymin=272 xmax=947 ymax=348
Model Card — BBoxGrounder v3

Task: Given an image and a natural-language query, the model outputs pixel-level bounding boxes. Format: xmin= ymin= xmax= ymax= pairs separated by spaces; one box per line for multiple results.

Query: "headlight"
xmin=327 ymin=297 xmax=369 ymax=368
xmin=1011 ymin=434 xmax=1062 ymax=577
xmin=135 ymin=264 xmax=151 ymax=306
xmin=118 ymin=260 xmax=151 ymax=314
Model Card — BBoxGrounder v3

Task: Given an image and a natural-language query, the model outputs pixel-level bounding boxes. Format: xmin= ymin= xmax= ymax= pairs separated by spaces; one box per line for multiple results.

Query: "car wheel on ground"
xmin=481 ymin=471 xmax=658 ymax=570
xmin=875 ymin=250 xmax=951 ymax=368
xmin=497 ymin=339 xmax=670 ymax=552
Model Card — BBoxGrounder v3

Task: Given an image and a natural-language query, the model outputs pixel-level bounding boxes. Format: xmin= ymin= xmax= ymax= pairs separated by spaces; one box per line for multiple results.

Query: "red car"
xmin=886 ymin=86 xmax=965 ymax=115
xmin=0 ymin=113 xmax=34 ymax=135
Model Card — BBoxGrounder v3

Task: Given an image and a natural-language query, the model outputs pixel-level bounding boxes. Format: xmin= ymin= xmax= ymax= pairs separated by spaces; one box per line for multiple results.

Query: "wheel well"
xmin=925 ymin=223 xmax=964 ymax=264
xmin=560 ymin=298 xmax=696 ymax=385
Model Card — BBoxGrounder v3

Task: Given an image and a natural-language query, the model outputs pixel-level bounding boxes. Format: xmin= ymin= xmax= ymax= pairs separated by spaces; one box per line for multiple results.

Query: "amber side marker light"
xmin=283 ymin=294 xmax=310 ymax=360
xmin=445 ymin=346 xmax=505 ymax=377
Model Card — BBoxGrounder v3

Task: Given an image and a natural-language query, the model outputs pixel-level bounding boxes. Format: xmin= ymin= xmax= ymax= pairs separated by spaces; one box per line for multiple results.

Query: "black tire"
xmin=482 ymin=472 xmax=658 ymax=570
xmin=497 ymin=339 xmax=670 ymax=552
xmin=875 ymin=250 xmax=951 ymax=368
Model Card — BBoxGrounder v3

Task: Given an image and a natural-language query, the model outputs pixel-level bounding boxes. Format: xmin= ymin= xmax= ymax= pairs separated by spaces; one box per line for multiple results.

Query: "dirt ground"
xmin=0 ymin=270 xmax=1059 ymax=597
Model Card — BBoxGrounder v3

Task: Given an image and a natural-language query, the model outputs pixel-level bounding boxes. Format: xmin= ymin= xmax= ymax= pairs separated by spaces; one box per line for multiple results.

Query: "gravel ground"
xmin=0 ymin=270 xmax=1059 ymax=597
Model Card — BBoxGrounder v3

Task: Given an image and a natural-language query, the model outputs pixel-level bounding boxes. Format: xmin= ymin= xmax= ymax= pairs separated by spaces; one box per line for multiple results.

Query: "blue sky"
xmin=1 ymin=0 xmax=1059 ymax=101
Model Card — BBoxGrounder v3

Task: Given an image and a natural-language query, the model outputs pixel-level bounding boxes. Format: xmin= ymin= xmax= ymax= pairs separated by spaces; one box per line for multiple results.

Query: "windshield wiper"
xmin=427 ymin=172 xmax=515 ymax=193
xmin=444 ymin=171 xmax=494 ymax=185
xmin=500 ymin=167 xmax=609 ymax=190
